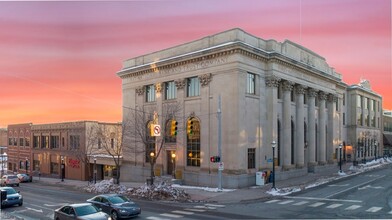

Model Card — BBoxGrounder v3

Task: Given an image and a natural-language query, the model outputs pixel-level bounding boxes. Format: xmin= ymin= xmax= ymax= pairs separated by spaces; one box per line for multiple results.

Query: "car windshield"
xmin=74 ymin=205 xmax=99 ymax=216
xmin=8 ymin=176 xmax=17 ymax=179
xmin=4 ymin=188 xmax=17 ymax=195
xmin=108 ymin=195 xmax=130 ymax=204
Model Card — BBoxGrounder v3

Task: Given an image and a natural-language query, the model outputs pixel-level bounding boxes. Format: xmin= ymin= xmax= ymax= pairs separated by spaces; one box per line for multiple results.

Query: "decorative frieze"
xmin=175 ymin=79 xmax=186 ymax=90
xmin=265 ymin=75 xmax=281 ymax=87
xmin=295 ymin=84 xmax=307 ymax=94
xmin=136 ymin=86 xmax=145 ymax=96
xmin=155 ymin=83 xmax=162 ymax=93
xmin=282 ymin=80 xmax=294 ymax=91
xmin=199 ymin=73 xmax=212 ymax=87
xmin=307 ymin=88 xmax=318 ymax=97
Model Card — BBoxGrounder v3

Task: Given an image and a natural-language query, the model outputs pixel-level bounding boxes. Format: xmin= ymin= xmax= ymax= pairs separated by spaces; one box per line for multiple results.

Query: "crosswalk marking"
xmin=345 ymin=205 xmax=361 ymax=210
xmin=265 ymin=199 xmax=280 ymax=203
xmin=326 ymin=203 xmax=343 ymax=209
xmin=185 ymin=208 xmax=207 ymax=212
xmin=205 ymin=203 xmax=226 ymax=208
xmin=279 ymin=200 xmax=294 ymax=205
xmin=366 ymin=207 xmax=382 ymax=212
xmin=172 ymin=210 xmax=194 ymax=215
xmin=293 ymin=201 xmax=309 ymax=206
xmin=309 ymin=202 xmax=325 ymax=207
xmin=160 ymin=213 xmax=183 ymax=218
xmin=147 ymin=217 xmax=171 ymax=220
xmin=194 ymin=205 xmax=206 ymax=209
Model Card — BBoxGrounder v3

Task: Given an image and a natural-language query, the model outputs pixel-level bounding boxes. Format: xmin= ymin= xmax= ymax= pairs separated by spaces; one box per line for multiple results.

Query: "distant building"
xmin=383 ymin=110 xmax=392 ymax=156
xmin=0 ymin=128 xmax=7 ymax=147
xmin=7 ymin=121 xmax=122 ymax=181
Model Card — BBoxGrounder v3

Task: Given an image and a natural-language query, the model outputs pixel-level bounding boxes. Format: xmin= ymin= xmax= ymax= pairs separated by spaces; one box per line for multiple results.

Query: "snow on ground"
xmin=266 ymin=157 xmax=392 ymax=196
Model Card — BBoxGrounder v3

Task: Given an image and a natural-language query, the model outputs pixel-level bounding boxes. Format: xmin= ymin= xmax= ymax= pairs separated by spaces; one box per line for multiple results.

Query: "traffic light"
xmin=187 ymin=119 xmax=194 ymax=135
xmin=170 ymin=120 xmax=178 ymax=136
xmin=210 ymin=156 xmax=216 ymax=163
xmin=210 ymin=156 xmax=221 ymax=163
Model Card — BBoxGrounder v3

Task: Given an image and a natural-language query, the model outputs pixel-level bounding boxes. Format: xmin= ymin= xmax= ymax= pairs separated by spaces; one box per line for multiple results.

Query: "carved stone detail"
xmin=265 ymin=75 xmax=281 ymax=87
xmin=175 ymin=79 xmax=186 ymax=90
xmin=136 ymin=86 xmax=145 ymax=96
xmin=282 ymin=80 xmax=294 ymax=91
xmin=295 ymin=84 xmax=307 ymax=94
xmin=155 ymin=83 xmax=162 ymax=93
xmin=328 ymin=94 xmax=337 ymax=102
xmin=307 ymin=88 xmax=318 ymax=97
xmin=199 ymin=73 xmax=212 ymax=87
xmin=318 ymin=91 xmax=328 ymax=100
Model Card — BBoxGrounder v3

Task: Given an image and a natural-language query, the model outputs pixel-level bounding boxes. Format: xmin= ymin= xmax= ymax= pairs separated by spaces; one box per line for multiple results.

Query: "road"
xmin=217 ymin=164 xmax=392 ymax=219
xmin=0 ymin=182 xmax=253 ymax=220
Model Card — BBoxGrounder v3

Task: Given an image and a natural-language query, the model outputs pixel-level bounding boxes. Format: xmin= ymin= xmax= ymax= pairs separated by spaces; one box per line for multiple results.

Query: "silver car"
xmin=1 ymin=175 xmax=20 ymax=187
xmin=54 ymin=203 xmax=111 ymax=220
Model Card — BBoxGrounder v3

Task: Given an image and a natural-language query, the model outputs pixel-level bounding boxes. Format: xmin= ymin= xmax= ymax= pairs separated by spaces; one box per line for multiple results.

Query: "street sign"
xmin=267 ymin=158 xmax=273 ymax=163
xmin=153 ymin=124 xmax=161 ymax=136
xmin=218 ymin=162 xmax=224 ymax=171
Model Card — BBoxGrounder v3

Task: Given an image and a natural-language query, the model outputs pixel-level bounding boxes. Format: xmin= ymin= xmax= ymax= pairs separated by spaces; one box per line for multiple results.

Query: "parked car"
xmin=17 ymin=173 xmax=33 ymax=183
xmin=0 ymin=186 xmax=23 ymax=208
xmin=1 ymin=175 xmax=20 ymax=187
xmin=54 ymin=203 xmax=111 ymax=220
xmin=87 ymin=194 xmax=141 ymax=220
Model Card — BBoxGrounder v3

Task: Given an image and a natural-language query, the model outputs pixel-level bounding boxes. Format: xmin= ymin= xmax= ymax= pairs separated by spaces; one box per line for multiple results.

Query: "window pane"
xmin=246 ymin=73 xmax=255 ymax=94
xmin=165 ymin=81 xmax=177 ymax=100
xmin=187 ymin=77 xmax=200 ymax=97
xmin=146 ymin=85 xmax=156 ymax=102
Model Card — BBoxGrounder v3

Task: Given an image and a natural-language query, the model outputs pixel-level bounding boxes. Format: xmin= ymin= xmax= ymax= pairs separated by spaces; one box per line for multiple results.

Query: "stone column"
xmin=282 ymin=80 xmax=294 ymax=170
xmin=307 ymin=88 xmax=318 ymax=171
xmin=318 ymin=91 xmax=327 ymax=165
xmin=198 ymin=73 xmax=212 ymax=172
xmin=295 ymin=84 xmax=306 ymax=168
xmin=174 ymin=79 xmax=186 ymax=171
xmin=265 ymin=75 xmax=280 ymax=167
xmin=327 ymin=94 xmax=336 ymax=163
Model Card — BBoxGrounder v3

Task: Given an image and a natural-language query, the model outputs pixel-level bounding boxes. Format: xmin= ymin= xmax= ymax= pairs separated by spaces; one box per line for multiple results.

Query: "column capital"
xmin=282 ymin=80 xmax=294 ymax=91
xmin=318 ymin=91 xmax=328 ymax=100
xmin=295 ymin=84 xmax=307 ymax=95
xmin=328 ymin=94 xmax=338 ymax=102
xmin=136 ymin=86 xmax=145 ymax=96
xmin=199 ymin=73 xmax=212 ymax=87
xmin=175 ymin=79 xmax=186 ymax=90
xmin=307 ymin=88 xmax=318 ymax=97
xmin=265 ymin=75 xmax=281 ymax=87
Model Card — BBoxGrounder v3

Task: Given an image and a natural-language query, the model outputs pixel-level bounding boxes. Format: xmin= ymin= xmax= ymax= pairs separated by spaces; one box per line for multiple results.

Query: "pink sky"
xmin=0 ymin=0 xmax=391 ymax=128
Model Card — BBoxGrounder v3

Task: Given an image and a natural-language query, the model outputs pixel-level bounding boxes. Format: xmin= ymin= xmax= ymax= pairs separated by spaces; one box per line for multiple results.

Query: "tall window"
xmin=70 ymin=135 xmax=80 ymax=149
xmin=50 ymin=136 xmax=59 ymax=149
xmin=343 ymin=94 xmax=345 ymax=106
xmin=165 ymin=81 xmax=177 ymax=100
xmin=343 ymin=113 xmax=346 ymax=125
xmin=19 ymin=138 xmax=24 ymax=147
xmin=146 ymin=84 xmax=156 ymax=102
xmin=50 ymin=162 xmax=59 ymax=174
xmin=246 ymin=73 xmax=256 ymax=94
xmin=187 ymin=77 xmax=200 ymax=97
xmin=247 ymin=148 xmax=256 ymax=169
xmin=187 ymin=118 xmax=200 ymax=167
xmin=25 ymin=137 xmax=30 ymax=147
xmin=42 ymin=136 xmax=49 ymax=149
xmin=33 ymin=136 xmax=40 ymax=148
xmin=146 ymin=121 xmax=156 ymax=163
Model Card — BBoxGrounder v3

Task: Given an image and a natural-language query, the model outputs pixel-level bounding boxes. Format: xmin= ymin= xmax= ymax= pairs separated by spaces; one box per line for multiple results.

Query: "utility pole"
xmin=217 ymin=95 xmax=222 ymax=191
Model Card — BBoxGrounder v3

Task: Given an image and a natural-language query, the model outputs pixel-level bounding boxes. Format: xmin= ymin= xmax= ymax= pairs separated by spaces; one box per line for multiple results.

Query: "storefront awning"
xmin=383 ymin=134 xmax=392 ymax=146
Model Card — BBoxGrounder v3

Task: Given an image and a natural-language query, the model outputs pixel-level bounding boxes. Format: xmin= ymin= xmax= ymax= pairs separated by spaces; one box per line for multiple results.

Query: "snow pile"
xmin=267 ymin=187 xmax=301 ymax=196
xmin=83 ymin=179 xmax=190 ymax=202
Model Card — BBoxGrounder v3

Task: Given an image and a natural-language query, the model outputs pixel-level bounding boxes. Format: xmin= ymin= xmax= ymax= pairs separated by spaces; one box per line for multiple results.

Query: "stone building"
xmin=383 ymin=110 xmax=392 ymax=156
xmin=7 ymin=123 xmax=32 ymax=174
xmin=116 ymin=28 xmax=364 ymax=188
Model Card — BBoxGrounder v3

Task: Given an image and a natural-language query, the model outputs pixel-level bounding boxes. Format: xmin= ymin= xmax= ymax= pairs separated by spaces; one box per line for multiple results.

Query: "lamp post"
xmin=94 ymin=156 xmax=97 ymax=184
xmin=271 ymin=140 xmax=276 ymax=190
xmin=149 ymin=152 xmax=155 ymax=185
xmin=61 ymin=156 xmax=64 ymax=182
xmin=339 ymin=143 xmax=343 ymax=173
xmin=171 ymin=152 xmax=176 ymax=179
xmin=374 ymin=141 xmax=378 ymax=161
xmin=25 ymin=157 xmax=28 ymax=174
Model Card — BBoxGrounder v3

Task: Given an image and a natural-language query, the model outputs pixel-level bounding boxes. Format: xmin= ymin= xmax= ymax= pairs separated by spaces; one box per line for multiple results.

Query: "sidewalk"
xmin=32 ymin=162 xmax=365 ymax=204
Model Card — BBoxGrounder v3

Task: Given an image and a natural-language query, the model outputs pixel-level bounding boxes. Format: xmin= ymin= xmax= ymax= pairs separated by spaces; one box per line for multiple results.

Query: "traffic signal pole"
xmin=217 ymin=95 xmax=222 ymax=191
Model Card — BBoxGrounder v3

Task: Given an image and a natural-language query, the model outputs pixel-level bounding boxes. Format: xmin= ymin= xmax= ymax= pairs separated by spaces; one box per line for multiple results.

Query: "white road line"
xmin=309 ymin=202 xmax=325 ymax=207
xmin=388 ymin=210 xmax=392 ymax=214
xmin=328 ymin=184 xmax=350 ymax=187
xmin=265 ymin=199 xmax=280 ymax=203
xmin=205 ymin=204 xmax=226 ymax=208
xmin=160 ymin=213 xmax=183 ymax=218
xmin=293 ymin=201 xmax=309 ymax=206
xmin=326 ymin=203 xmax=343 ymax=209
xmin=284 ymin=196 xmax=362 ymax=203
xmin=279 ymin=200 xmax=294 ymax=205
xmin=366 ymin=207 xmax=382 ymax=212
xmin=172 ymin=210 xmax=194 ymax=215
xmin=325 ymin=175 xmax=386 ymax=198
xmin=345 ymin=205 xmax=362 ymax=210
xmin=146 ymin=217 xmax=171 ymax=220
xmin=185 ymin=208 xmax=207 ymax=212
xmin=193 ymin=205 xmax=206 ymax=209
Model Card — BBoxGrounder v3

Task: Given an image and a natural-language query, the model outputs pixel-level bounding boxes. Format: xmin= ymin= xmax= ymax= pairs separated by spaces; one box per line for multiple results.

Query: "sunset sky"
xmin=0 ymin=0 xmax=391 ymax=128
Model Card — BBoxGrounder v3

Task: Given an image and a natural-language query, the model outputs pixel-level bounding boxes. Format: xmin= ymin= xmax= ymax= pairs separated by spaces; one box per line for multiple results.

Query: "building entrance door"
xmin=166 ymin=150 xmax=175 ymax=176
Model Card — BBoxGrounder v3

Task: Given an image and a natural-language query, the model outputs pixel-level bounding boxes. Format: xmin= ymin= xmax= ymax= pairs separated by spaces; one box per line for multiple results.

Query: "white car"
xmin=1 ymin=175 xmax=20 ymax=187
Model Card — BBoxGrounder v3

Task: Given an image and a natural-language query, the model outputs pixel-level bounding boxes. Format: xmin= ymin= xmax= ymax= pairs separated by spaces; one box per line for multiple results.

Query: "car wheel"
xmin=111 ymin=210 xmax=119 ymax=220
xmin=16 ymin=183 xmax=19 ymax=187
xmin=19 ymin=202 xmax=23 ymax=206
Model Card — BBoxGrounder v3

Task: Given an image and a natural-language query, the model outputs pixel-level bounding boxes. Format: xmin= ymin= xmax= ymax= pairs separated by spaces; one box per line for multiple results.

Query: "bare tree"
xmin=123 ymin=102 xmax=183 ymax=185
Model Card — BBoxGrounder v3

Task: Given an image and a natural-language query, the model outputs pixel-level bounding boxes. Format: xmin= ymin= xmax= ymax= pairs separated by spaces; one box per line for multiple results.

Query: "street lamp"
xmin=339 ymin=143 xmax=343 ymax=173
xmin=149 ymin=152 xmax=155 ymax=185
xmin=94 ymin=156 xmax=97 ymax=184
xmin=61 ymin=156 xmax=64 ymax=182
xmin=25 ymin=157 xmax=28 ymax=175
xmin=171 ymin=152 xmax=176 ymax=179
xmin=374 ymin=141 xmax=378 ymax=161
xmin=271 ymin=140 xmax=276 ymax=190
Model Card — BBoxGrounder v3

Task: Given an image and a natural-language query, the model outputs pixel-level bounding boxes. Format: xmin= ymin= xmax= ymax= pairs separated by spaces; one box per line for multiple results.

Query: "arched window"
xmin=186 ymin=117 xmax=200 ymax=167
xmin=145 ymin=121 xmax=156 ymax=163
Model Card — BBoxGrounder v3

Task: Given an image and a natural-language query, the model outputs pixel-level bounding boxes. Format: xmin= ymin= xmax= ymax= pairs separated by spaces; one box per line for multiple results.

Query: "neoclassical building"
xmin=117 ymin=28 xmax=381 ymax=188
